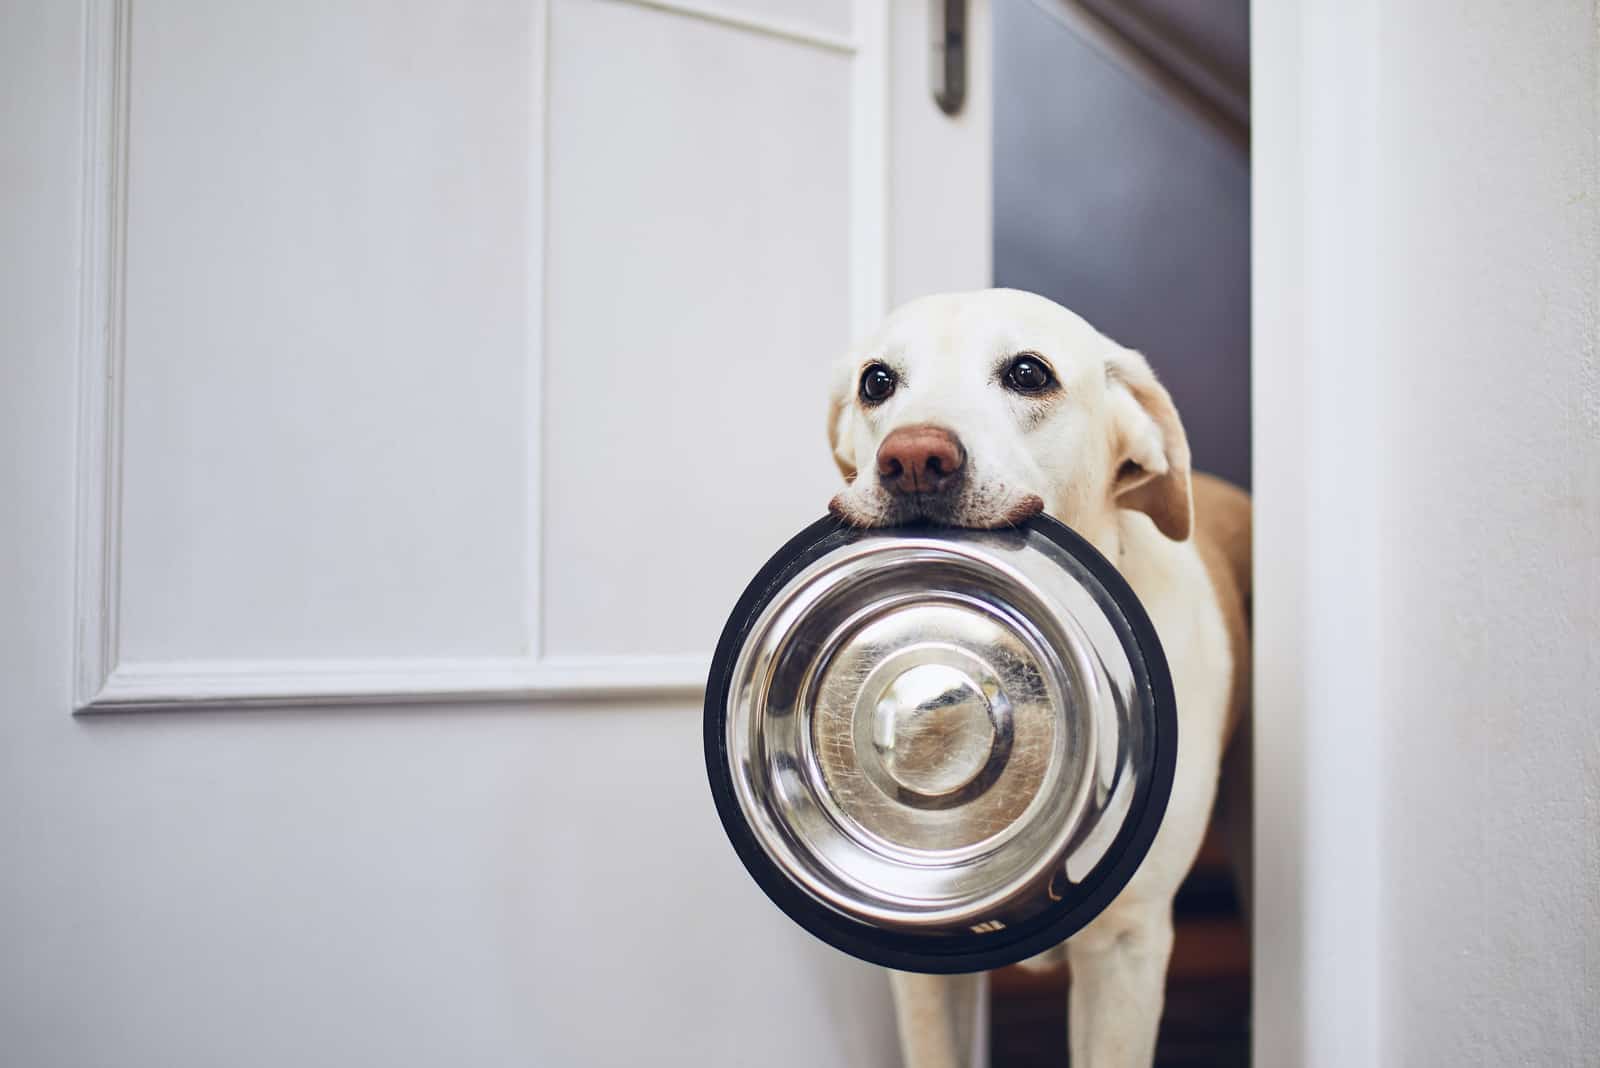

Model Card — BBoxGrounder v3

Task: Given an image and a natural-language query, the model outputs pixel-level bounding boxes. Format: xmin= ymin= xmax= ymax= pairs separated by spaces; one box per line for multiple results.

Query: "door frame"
xmin=1252 ymin=0 xmax=1383 ymax=1063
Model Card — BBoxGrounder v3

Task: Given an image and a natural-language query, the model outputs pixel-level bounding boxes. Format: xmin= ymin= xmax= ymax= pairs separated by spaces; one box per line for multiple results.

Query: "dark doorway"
xmin=990 ymin=0 xmax=1251 ymax=1063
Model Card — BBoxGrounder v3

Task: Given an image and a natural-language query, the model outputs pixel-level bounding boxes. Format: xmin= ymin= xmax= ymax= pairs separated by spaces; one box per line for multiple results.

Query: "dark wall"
xmin=993 ymin=0 xmax=1251 ymax=488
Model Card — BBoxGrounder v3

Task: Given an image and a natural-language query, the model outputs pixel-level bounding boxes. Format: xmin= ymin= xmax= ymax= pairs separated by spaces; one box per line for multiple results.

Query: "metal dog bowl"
xmin=704 ymin=515 xmax=1177 ymax=973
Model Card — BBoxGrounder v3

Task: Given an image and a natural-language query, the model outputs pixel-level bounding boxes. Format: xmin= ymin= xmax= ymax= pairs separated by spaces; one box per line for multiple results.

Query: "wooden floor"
xmin=989 ymin=833 xmax=1250 ymax=1066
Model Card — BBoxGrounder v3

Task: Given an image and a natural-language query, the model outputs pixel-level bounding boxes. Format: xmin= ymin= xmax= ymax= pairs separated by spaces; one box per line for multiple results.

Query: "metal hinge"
xmin=931 ymin=0 xmax=967 ymax=116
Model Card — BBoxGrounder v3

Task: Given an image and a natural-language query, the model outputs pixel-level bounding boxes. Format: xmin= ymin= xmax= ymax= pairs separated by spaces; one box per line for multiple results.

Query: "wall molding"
xmin=614 ymin=0 xmax=858 ymax=55
xmin=88 ymin=654 xmax=710 ymax=710
xmin=74 ymin=0 xmax=131 ymax=712
xmin=72 ymin=0 xmax=888 ymax=713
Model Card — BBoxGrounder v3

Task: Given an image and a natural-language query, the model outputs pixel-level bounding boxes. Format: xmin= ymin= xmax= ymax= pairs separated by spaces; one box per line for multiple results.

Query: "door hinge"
xmin=931 ymin=0 xmax=967 ymax=116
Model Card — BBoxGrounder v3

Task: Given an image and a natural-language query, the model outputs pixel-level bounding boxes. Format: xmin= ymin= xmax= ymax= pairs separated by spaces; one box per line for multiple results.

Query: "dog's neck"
xmin=1053 ymin=507 xmax=1127 ymax=565
xmin=1055 ymin=506 xmax=1188 ymax=602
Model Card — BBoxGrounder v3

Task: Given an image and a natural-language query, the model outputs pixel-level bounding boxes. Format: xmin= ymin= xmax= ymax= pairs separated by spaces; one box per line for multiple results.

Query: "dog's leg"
xmin=1065 ymin=903 xmax=1174 ymax=1067
xmin=889 ymin=971 xmax=983 ymax=1068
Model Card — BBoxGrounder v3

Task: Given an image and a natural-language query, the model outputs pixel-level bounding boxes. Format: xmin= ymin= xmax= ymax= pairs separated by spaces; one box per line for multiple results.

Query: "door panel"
xmin=542 ymin=0 xmax=851 ymax=659
xmin=120 ymin=1 xmax=536 ymax=664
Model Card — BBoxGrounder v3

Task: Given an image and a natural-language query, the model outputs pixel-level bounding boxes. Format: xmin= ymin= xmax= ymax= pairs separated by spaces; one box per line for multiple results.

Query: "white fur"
xmin=826 ymin=289 xmax=1236 ymax=1068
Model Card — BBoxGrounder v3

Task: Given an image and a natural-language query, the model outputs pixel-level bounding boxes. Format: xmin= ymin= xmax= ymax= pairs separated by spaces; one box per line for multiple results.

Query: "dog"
xmin=826 ymin=288 xmax=1251 ymax=1067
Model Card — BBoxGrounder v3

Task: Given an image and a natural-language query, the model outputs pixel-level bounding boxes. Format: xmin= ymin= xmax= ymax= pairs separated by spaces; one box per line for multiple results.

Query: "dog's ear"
xmin=827 ymin=361 xmax=858 ymax=482
xmin=1106 ymin=349 xmax=1192 ymax=541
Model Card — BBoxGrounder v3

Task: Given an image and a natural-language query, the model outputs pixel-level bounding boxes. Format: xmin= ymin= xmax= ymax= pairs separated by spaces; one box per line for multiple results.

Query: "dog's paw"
xmin=1009 ymin=944 xmax=1066 ymax=973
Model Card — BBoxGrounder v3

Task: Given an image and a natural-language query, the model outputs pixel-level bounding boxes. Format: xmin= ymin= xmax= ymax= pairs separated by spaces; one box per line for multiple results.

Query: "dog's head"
xmin=827 ymin=289 xmax=1192 ymax=543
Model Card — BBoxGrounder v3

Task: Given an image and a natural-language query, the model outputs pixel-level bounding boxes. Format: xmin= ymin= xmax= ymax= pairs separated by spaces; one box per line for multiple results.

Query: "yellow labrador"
xmin=826 ymin=289 xmax=1250 ymax=1068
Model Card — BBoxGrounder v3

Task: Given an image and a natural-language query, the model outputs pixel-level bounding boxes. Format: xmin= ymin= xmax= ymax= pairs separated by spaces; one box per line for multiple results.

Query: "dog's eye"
xmin=1003 ymin=354 xmax=1055 ymax=394
xmin=859 ymin=363 xmax=898 ymax=404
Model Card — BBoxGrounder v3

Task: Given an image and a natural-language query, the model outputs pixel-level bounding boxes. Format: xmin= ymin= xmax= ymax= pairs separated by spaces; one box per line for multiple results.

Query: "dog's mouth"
xmin=828 ymin=484 xmax=1045 ymax=530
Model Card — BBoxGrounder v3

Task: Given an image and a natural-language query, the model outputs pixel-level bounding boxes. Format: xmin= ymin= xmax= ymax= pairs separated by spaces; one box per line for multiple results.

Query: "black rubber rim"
xmin=702 ymin=515 xmax=1178 ymax=974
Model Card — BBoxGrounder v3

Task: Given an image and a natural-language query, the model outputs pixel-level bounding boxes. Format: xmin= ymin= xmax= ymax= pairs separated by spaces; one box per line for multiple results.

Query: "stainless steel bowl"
xmin=704 ymin=515 xmax=1176 ymax=973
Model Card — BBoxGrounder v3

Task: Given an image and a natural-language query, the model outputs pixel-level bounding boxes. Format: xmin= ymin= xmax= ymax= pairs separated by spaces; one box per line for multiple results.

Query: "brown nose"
xmin=876 ymin=425 xmax=967 ymax=495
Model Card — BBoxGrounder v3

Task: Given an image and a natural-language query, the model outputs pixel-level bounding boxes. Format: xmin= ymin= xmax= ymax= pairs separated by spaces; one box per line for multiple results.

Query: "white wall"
xmin=0 ymin=2 xmax=991 ymax=1066
xmin=1254 ymin=0 xmax=1599 ymax=1064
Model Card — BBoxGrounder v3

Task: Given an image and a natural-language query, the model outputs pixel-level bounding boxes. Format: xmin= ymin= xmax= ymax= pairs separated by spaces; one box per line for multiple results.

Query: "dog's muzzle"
xmin=703 ymin=516 xmax=1177 ymax=974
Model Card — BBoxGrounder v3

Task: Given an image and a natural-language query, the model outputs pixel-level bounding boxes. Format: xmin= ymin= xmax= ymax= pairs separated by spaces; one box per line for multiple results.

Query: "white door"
xmin=1 ymin=2 xmax=990 ymax=1066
